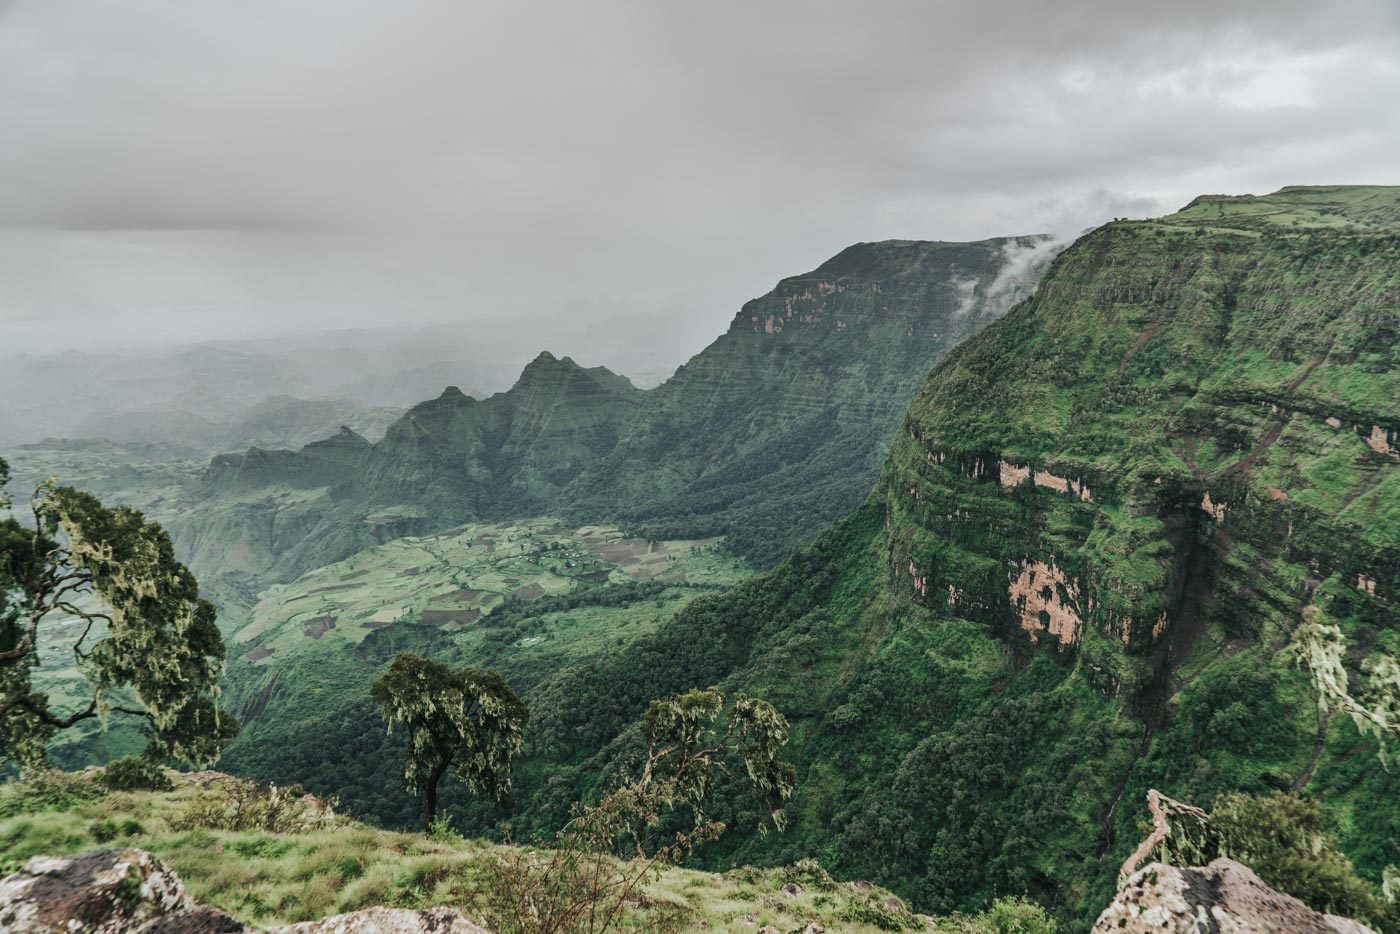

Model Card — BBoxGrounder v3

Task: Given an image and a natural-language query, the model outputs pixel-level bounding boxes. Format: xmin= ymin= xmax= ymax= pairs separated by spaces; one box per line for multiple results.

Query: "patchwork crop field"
xmin=230 ymin=517 xmax=743 ymax=665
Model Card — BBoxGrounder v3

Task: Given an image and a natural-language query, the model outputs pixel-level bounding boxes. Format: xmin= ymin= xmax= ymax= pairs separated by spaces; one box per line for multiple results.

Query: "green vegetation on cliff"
xmin=457 ymin=186 xmax=1400 ymax=928
xmin=9 ymin=187 xmax=1397 ymax=931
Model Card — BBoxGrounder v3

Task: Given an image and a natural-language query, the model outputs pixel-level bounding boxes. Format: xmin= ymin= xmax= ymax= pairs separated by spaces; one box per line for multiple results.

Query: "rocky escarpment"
xmin=890 ymin=188 xmax=1399 ymax=673
xmin=0 ymin=849 xmax=491 ymax=933
xmin=867 ymin=185 xmax=1399 ymax=904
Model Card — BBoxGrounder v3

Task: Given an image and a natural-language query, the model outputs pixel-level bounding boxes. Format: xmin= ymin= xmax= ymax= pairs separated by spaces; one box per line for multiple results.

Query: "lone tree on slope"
xmin=0 ymin=457 xmax=237 ymax=769
xmin=371 ymin=651 xmax=528 ymax=830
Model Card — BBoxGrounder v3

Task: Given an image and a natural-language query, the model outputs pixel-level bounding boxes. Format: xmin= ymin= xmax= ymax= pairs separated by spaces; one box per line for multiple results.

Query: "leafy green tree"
xmin=371 ymin=651 xmax=528 ymax=830
xmin=489 ymin=687 xmax=795 ymax=933
xmin=1290 ymin=606 xmax=1400 ymax=763
xmin=1209 ymin=792 xmax=1397 ymax=931
xmin=1 ymin=462 xmax=236 ymax=769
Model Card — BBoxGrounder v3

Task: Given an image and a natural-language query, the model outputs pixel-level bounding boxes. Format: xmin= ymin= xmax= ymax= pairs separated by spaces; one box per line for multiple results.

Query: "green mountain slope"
xmin=171 ymin=236 xmax=1055 ymax=601
xmin=494 ymin=186 xmax=1400 ymax=926
xmin=15 ymin=235 xmax=1056 ymax=805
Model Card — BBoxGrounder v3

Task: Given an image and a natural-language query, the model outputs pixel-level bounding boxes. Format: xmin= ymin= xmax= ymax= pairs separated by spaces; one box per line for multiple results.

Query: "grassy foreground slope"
xmin=0 ymin=773 xmax=1048 ymax=932
xmin=501 ymin=187 xmax=1400 ymax=926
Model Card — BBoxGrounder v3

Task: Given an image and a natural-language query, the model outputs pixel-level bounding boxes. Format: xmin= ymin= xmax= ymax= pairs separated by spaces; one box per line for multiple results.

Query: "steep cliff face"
xmin=508 ymin=187 xmax=1399 ymax=926
xmin=176 ymin=236 xmax=1054 ymax=590
xmin=888 ymin=185 xmax=1398 ymax=694
xmin=864 ymin=184 xmax=1399 ymax=912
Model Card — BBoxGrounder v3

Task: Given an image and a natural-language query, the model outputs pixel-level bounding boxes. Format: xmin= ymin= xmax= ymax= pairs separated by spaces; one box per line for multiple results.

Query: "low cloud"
xmin=983 ymin=237 xmax=1071 ymax=316
xmin=0 ymin=0 xmax=1396 ymax=354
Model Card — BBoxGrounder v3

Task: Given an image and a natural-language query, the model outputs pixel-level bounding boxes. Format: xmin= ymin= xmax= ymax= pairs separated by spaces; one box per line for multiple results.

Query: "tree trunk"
xmin=424 ymin=759 xmax=449 ymax=831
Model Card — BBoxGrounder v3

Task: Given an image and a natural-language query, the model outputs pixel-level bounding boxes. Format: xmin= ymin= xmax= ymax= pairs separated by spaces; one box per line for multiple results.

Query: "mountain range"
xmin=167 ymin=234 xmax=1059 ymax=601
xmin=9 ymin=185 xmax=1398 ymax=930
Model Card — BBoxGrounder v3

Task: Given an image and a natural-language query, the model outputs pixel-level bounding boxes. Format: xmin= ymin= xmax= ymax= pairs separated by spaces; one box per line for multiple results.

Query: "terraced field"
xmin=203 ymin=519 xmax=750 ymax=825
xmin=231 ymin=518 xmax=740 ymax=666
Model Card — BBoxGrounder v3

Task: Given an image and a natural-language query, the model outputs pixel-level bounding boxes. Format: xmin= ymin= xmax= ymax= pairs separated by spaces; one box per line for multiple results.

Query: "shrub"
xmin=426 ymin=813 xmax=463 ymax=843
xmin=782 ymin=857 xmax=836 ymax=891
xmin=838 ymin=893 xmax=923 ymax=931
xmin=172 ymin=778 xmax=339 ymax=834
xmin=487 ymin=687 xmax=794 ymax=934
xmin=938 ymin=896 xmax=1058 ymax=933
xmin=1210 ymin=792 xmax=1394 ymax=930
xmin=89 ymin=818 xmax=146 ymax=843
xmin=99 ymin=756 xmax=174 ymax=792
xmin=0 ymin=769 xmax=103 ymax=818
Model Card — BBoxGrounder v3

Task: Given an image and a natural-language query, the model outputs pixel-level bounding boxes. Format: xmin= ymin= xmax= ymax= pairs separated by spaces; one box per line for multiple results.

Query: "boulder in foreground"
xmin=1093 ymin=858 xmax=1375 ymax=933
xmin=0 ymin=849 xmax=490 ymax=933
xmin=0 ymin=849 xmax=196 ymax=933
xmin=282 ymin=907 xmax=490 ymax=933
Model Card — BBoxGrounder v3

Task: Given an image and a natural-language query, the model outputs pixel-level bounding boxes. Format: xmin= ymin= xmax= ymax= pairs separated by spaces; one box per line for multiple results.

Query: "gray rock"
xmin=0 ymin=849 xmax=192 ymax=933
xmin=0 ymin=850 xmax=492 ymax=933
xmin=276 ymin=907 xmax=490 ymax=933
xmin=137 ymin=905 xmax=248 ymax=932
xmin=1092 ymin=858 xmax=1375 ymax=933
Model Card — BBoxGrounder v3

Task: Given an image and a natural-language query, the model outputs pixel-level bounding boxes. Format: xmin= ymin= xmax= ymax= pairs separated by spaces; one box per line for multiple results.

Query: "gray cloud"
xmin=0 ymin=0 xmax=1397 ymax=360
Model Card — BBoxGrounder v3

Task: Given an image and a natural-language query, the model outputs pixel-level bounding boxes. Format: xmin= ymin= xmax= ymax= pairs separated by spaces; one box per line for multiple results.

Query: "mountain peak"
xmin=404 ymin=385 xmax=474 ymax=415
xmin=512 ymin=352 xmax=635 ymax=396
xmin=304 ymin=424 xmax=370 ymax=449
xmin=731 ymin=234 xmax=1051 ymax=338
xmin=515 ymin=351 xmax=584 ymax=384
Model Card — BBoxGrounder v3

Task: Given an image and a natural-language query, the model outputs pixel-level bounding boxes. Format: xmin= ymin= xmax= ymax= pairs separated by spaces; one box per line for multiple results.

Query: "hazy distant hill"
xmin=174 ymin=235 xmax=1059 ymax=595
xmin=0 ymin=306 xmax=721 ymax=451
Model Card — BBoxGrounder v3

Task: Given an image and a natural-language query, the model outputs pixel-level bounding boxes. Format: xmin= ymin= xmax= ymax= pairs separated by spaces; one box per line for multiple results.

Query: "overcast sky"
xmin=1 ymin=0 xmax=1397 ymax=365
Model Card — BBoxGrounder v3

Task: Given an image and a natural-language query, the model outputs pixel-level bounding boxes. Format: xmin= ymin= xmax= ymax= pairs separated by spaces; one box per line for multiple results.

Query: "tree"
xmin=489 ymin=687 xmax=796 ymax=933
xmin=1289 ymin=605 xmax=1400 ymax=763
xmin=371 ymin=651 xmax=528 ymax=830
xmin=1 ymin=462 xmax=236 ymax=769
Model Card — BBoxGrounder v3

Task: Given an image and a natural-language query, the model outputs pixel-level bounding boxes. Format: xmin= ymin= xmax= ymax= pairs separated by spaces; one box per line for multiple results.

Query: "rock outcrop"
xmin=0 ymin=849 xmax=196 ymax=933
xmin=282 ymin=907 xmax=490 ymax=933
xmin=1092 ymin=858 xmax=1375 ymax=933
xmin=0 ymin=850 xmax=490 ymax=933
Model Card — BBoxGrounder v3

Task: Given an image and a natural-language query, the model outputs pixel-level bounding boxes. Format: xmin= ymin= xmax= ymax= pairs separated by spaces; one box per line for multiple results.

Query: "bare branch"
xmin=0 ymin=636 xmax=34 ymax=663
xmin=16 ymin=695 xmax=99 ymax=729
